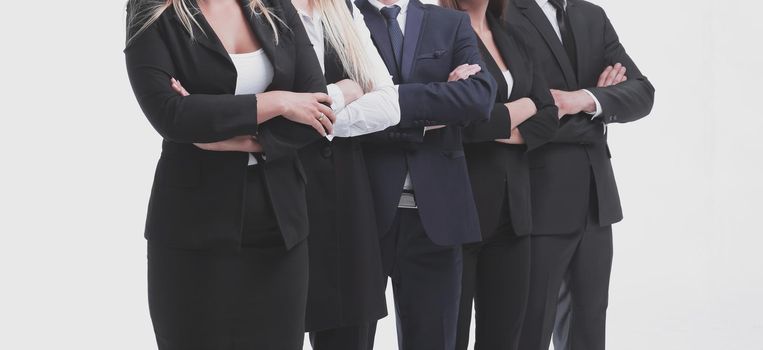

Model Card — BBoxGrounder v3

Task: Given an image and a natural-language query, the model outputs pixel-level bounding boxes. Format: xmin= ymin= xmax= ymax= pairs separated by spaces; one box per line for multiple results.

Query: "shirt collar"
xmin=536 ymin=0 xmax=566 ymax=9
xmin=368 ymin=0 xmax=410 ymax=15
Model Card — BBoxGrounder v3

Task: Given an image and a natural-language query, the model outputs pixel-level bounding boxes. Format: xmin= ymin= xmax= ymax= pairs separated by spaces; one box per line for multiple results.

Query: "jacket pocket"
xmin=154 ymin=156 xmax=201 ymax=188
xmin=416 ymin=49 xmax=448 ymax=60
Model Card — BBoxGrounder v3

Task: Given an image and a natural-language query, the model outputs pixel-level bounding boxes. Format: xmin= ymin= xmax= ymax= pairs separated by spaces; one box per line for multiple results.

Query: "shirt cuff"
xmin=327 ymin=84 xmax=346 ymax=112
xmin=582 ymin=89 xmax=603 ymax=119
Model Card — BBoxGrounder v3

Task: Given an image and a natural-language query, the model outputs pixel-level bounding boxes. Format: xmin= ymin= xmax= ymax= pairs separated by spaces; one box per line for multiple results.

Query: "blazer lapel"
xmin=515 ymin=0 xmax=577 ymax=88
xmin=489 ymin=16 xmax=523 ymax=100
xmin=355 ymin=0 xmax=399 ymax=81
xmin=565 ymin=0 xmax=587 ymax=81
xmin=401 ymin=0 xmax=426 ymax=82
xmin=179 ymin=0 xmax=233 ymax=65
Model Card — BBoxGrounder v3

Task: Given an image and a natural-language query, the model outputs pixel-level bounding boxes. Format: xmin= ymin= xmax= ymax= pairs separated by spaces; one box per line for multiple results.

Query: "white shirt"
xmin=534 ymin=0 xmax=602 ymax=118
xmin=502 ymin=70 xmax=514 ymax=100
xmin=229 ymin=49 xmax=274 ymax=165
xmin=296 ymin=5 xmax=401 ymax=139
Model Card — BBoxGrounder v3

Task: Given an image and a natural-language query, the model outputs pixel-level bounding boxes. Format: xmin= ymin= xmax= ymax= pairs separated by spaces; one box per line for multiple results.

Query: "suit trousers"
xmin=147 ymin=165 xmax=309 ymax=350
xmin=309 ymin=322 xmax=376 ymax=350
xmin=518 ymin=203 xmax=613 ymax=350
xmin=360 ymin=208 xmax=464 ymax=350
xmin=455 ymin=214 xmax=530 ymax=350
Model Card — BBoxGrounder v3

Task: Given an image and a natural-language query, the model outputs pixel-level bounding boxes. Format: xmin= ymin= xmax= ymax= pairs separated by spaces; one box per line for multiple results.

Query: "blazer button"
xmin=321 ymin=146 xmax=333 ymax=158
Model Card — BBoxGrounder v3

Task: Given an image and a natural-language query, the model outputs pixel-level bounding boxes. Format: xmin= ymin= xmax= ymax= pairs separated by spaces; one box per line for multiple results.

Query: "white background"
xmin=1 ymin=0 xmax=761 ymax=349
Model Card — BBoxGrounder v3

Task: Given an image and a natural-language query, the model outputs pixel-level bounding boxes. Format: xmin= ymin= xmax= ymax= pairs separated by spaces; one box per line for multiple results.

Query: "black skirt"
xmin=147 ymin=165 xmax=309 ymax=349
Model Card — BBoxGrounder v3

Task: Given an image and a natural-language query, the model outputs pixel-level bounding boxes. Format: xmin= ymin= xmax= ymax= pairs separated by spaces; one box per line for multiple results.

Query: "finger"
xmin=613 ymin=66 xmax=627 ymax=84
xmin=622 ymin=76 xmax=628 ymax=81
xmin=597 ymin=66 xmax=613 ymax=87
xmin=317 ymin=103 xmax=336 ymax=124
xmin=310 ymin=118 xmax=327 ymax=137
xmin=316 ymin=110 xmax=334 ymax=135
xmin=313 ymin=92 xmax=333 ymax=106
xmin=176 ymin=80 xmax=190 ymax=96
xmin=449 ymin=64 xmax=470 ymax=76
xmin=605 ymin=63 xmax=621 ymax=86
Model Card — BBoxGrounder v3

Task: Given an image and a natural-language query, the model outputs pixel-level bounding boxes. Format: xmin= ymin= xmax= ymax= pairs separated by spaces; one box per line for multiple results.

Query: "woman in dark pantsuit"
xmin=125 ymin=0 xmax=332 ymax=348
xmin=289 ymin=0 xmax=400 ymax=347
xmin=440 ymin=0 xmax=559 ymax=348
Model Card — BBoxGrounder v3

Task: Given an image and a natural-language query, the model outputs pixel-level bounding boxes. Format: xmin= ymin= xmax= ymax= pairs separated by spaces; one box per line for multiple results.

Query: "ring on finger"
xmin=317 ymin=113 xmax=325 ymax=121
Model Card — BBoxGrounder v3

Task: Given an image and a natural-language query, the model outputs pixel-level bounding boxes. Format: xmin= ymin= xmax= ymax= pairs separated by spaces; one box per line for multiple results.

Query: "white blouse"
xmin=502 ymin=69 xmax=514 ymax=100
xmin=229 ymin=49 xmax=274 ymax=165
xmin=297 ymin=4 xmax=401 ymax=139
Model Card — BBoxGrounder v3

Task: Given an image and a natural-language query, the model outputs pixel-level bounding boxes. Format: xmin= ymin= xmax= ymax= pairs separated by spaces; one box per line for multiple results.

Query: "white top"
xmin=502 ymin=70 xmax=514 ymax=100
xmin=534 ymin=0 xmax=602 ymax=118
xmin=296 ymin=5 xmax=401 ymax=139
xmin=229 ymin=49 xmax=274 ymax=165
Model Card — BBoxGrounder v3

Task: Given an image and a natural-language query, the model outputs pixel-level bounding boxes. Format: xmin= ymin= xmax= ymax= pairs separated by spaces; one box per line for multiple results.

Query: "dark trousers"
xmin=518 ymin=217 xmax=613 ymax=350
xmin=310 ymin=322 xmax=376 ymax=350
xmin=147 ymin=166 xmax=309 ymax=350
xmin=553 ymin=278 xmax=572 ymax=350
xmin=358 ymin=208 xmax=463 ymax=350
xmin=455 ymin=228 xmax=530 ymax=350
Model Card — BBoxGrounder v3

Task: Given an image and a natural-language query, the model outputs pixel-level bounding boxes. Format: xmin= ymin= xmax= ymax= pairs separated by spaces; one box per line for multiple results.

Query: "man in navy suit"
xmin=339 ymin=0 xmax=497 ymax=349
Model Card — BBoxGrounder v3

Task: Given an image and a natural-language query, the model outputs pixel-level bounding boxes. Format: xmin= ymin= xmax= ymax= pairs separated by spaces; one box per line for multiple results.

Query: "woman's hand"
xmin=195 ymin=135 xmax=263 ymax=152
xmin=448 ymin=64 xmax=482 ymax=82
xmin=334 ymin=79 xmax=364 ymax=106
xmin=495 ymin=128 xmax=525 ymax=144
xmin=506 ymin=97 xmax=538 ymax=128
xmin=170 ymin=78 xmax=264 ymax=153
xmin=258 ymin=91 xmax=336 ymax=136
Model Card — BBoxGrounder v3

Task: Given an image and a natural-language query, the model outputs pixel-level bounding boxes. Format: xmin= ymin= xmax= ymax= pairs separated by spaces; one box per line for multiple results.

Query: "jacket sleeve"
xmin=397 ymin=12 xmax=497 ymax=128
xmin=254 ymin=0 xmax=329 ymax=160
xmin=585 ymin=10 xmax=655 ymax=124
xmin=124 ymin=22 xmax=260 ymax=144
xmin=517 ymin=50 xmax=559 ymax=152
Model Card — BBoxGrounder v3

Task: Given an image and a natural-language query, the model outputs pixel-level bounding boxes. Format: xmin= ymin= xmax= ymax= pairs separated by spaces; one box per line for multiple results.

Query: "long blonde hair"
xmin=126 ymin=0 xmax=282 ymax=45
xmin=315 ymin=0 xmax=376 ymax=92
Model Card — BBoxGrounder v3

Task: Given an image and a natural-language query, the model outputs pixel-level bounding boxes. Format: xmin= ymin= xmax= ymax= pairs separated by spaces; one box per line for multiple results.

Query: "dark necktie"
xmin=548 ymin=0 xmax=577 ymax=73
xmin=380 ymin=5 xmax=404 ymax=76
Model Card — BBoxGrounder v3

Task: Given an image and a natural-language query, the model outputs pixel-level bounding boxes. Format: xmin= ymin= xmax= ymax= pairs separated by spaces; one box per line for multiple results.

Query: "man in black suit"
xmin=505 ymin=0 xmax=655 ymax=349
xmin=353 ymin=0 xmax=497 ymax=348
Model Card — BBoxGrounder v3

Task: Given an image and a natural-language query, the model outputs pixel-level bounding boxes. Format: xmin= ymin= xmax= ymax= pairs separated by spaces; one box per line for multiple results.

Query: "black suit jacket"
xmin=463 ymin=16 xmax=558 ymax=238
xmin=125 ymin=0 xmax=326 ymax=250
xmin=506 ymin=0 xmax=655 ymax=235
xmin=356 ymin=0 xmax=497 ymax=246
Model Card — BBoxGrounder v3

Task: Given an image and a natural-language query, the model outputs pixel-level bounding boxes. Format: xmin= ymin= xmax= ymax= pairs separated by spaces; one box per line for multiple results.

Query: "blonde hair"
xmin=126 ymin=0 xmax=282 ymax=45
xmin=315 ymin=0 xmax=376 ymax=92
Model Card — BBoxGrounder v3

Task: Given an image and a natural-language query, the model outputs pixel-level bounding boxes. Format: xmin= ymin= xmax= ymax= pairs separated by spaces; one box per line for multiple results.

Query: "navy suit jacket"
xmin=356 ymin=0 xmax=497 ymax=246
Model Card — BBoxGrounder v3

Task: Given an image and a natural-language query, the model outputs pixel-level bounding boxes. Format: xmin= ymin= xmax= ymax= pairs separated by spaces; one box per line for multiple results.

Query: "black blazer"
xmin=125 ymin=0 xmax=326 ymax=250
xmin=355 ymin=0 xmax=497 ymax=246
xmin=506 ymin=0 xmax=655 ymax=235
xmin=463 ymin=16 xmax=558 ymax=238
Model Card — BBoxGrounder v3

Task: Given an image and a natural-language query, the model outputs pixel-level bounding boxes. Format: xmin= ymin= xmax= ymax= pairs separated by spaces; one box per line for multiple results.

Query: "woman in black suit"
xmin=440 ymin=0 xmax=559 ymax=348
xmin=124 ymin=0 xmax=332 ymax=348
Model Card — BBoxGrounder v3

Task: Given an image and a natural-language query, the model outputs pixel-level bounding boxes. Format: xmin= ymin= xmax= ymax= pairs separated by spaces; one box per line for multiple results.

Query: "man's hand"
xmin=448 ymin=64 xmax=482 ymax=82
xmin=551 ymin=89 xmax=597 ymax=118
xmin=597 ymin=63 xmax=627 ymax=87
xmin=170 ymin=78 xmax=264 ymax=153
